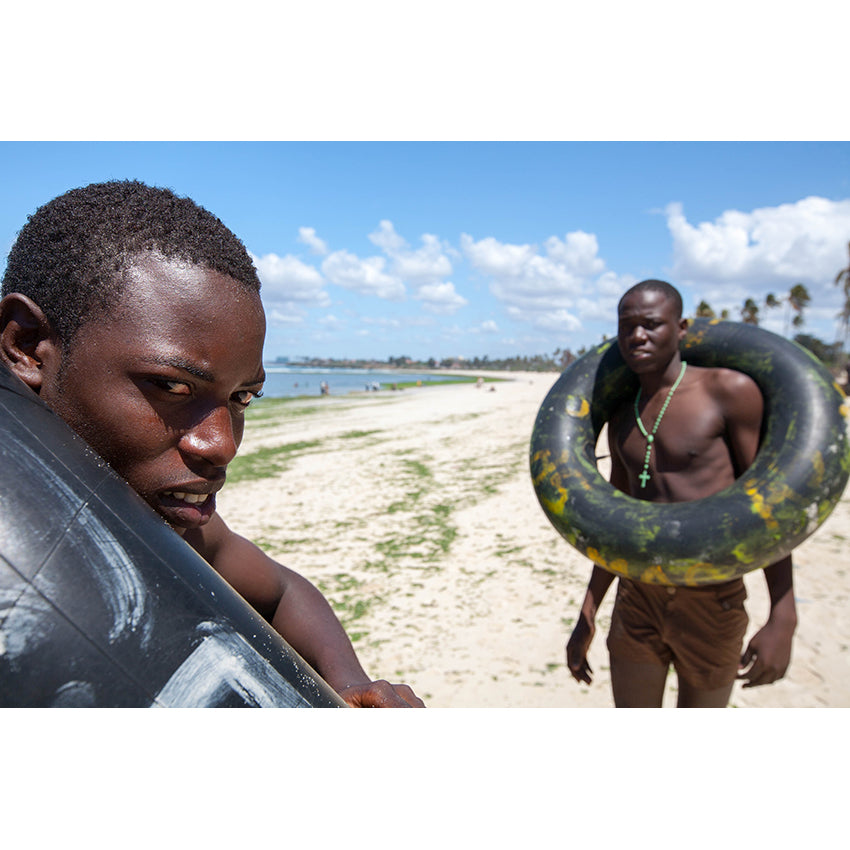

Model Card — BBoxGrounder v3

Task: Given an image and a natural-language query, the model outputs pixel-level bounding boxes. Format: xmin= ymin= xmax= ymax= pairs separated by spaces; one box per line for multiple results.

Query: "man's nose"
xmin=178 ymin=405 xmax=239 ymax=468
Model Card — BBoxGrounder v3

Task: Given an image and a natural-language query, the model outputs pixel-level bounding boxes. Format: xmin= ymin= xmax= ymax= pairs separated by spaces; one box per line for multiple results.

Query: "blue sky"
xmin=2 ymin=142 xmax=848 ymax=362
xmin=0 ymin=142 xmax=850 ymax=359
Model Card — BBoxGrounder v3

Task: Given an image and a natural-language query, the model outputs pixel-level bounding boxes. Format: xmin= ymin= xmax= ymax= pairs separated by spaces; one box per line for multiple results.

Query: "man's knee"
xmin=675 ymin=676 xmax=735 ymax=708
xmin=610 ymin=657 xmax=669 ymax=707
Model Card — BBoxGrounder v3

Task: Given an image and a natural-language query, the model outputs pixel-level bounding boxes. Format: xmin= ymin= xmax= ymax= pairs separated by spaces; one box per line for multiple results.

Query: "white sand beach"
xmin=216 ymin=371 xmax=850 ymax=708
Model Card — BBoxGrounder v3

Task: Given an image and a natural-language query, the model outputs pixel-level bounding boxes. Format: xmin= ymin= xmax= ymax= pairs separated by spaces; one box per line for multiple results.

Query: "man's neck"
xmin=637 ymin=354 xmax=685 ymax=398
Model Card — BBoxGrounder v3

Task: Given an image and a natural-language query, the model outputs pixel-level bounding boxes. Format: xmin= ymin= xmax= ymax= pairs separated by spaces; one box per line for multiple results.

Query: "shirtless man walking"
xmin=566 ymin=280 xmax=798 ymax=707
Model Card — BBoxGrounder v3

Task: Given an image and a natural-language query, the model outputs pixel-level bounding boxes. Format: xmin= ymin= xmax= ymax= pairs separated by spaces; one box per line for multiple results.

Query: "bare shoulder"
xmin=184 ymin=514 xmax=285 ymax=613
xmin=691 ymin=366 xmax=763 ymax=430
xmin=694 ymin=365 xmax=761 ymax=403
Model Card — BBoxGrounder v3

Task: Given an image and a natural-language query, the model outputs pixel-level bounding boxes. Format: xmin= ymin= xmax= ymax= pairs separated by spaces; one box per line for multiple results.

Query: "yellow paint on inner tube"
xmin=565 ymin=395 xmax=590 ymax=418
xmin=730 ymin=541 xmax=758 ymax=564
xmin=746 ymin=486 xmax=778 ymax=528
xmin=586 ymin=547 xmax=629 ymax=578
xmin=809 ymin=452 xmax=825 ymax=488
xmin=638 ymin=565 xmax=672 ymax=585
xmin=529 ymin=450 xmax=555 ymax=487
xmin=682 ymin=563 xmax=723 ymax=585
xmin=586 ymin=546 xmax=603 ymax=564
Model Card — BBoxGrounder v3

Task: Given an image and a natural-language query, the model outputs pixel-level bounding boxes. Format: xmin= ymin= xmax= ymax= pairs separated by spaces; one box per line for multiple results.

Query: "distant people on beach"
xmin=320 ymin=380 xmax=329 ymax=396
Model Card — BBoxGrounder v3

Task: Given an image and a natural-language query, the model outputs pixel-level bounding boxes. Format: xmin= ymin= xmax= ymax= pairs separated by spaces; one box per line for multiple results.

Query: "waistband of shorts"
xmin=621 ymin=576 xmax=745 ymax=593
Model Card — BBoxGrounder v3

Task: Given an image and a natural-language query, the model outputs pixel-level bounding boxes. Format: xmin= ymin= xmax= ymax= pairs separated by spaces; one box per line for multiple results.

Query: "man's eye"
xmin=234 ymin=389 xmax=264 ymax=407
xmin=155 ymin=379 xmax=192 ymax=395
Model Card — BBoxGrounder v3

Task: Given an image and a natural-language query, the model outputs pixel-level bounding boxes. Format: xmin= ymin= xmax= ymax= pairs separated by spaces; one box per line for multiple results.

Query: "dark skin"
xmin=0 ymin=253 xmax=424 ymax=708
xmin=566 ymin=287 xmax=797 ymax=707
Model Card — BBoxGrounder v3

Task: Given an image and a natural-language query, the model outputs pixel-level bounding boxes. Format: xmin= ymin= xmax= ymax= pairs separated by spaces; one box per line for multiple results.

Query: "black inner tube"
xmin=530 ymin=319 xmax=850 ymax=586
xmin=0 ymin=362 xmax=345 ymax=707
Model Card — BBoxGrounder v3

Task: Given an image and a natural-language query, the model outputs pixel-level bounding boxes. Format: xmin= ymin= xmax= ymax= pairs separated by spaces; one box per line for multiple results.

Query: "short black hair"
xmin=1 ymin=180 xmax=261 ymax=344
xmin=618 ymin=279 xmax=683 ymax=319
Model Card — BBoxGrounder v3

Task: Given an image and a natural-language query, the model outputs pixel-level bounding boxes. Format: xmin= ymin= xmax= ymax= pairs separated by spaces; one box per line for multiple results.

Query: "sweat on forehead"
xmin=1 ymin=179 xmax=261 ymax=345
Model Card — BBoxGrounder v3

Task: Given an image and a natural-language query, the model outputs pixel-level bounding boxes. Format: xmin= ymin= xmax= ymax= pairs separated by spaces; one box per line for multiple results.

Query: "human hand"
xmin=566 ymin=611 xmax=596 ymax=685
xmin=339 ymin=680 xmax=426 ymax=708
xmin=737 ymin=618 xmax=795 ymax=688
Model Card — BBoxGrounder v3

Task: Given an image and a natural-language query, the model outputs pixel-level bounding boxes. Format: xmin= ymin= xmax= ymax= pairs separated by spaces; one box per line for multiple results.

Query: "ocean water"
xmin=259 ymin=366 xmax=462 ymax=399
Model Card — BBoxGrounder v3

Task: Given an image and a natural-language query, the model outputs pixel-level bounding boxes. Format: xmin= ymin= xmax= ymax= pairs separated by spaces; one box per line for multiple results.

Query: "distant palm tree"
xmin=835 ymin=242 xmax=850 ymax=347
xmin=787 ymin=283 xmax=811 ymax=334
xmin=695 ymin=300 xmax=715 ymax=318
xmin=741 ymin=297 xmax=760 ymax=325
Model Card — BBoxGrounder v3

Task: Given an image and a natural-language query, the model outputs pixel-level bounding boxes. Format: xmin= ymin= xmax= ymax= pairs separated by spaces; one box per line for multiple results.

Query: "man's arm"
xmin=185 ymin=513 xmax=424 ymax=707
xmin=738 ymin=554 xmax=797 ymax=688
xmin=717 ymin=369 xmax=798 ymax=687
xmin=567 ymin=565 xmax=616 ymax=684
xmin=565 ymin=421 xmax=625 ymax=683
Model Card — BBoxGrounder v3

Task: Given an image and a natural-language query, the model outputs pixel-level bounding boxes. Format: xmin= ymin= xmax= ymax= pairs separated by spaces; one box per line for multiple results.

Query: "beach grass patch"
xmin=388 ymin=375 xmax=492 ymax=390
xmin=455 ymin=441 xmax=527 ymax=501
xmin=245 ymin=397 xmax=326 ymax=423
xmin=245 ymin=396 xmax=372 ymax=428
xmin=339 ymin=429 xmax=383 ymax=439
xmin=369 ymin=500 xmax=457 ymax=570
xmin=227 ymin=439 xmax=322 ymax=484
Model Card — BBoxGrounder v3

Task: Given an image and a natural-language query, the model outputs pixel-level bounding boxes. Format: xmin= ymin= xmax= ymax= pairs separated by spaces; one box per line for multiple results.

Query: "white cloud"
xmin=360 ymin=316 xmax=403 ymax=328
xmin=297 ymin=227 xmax=329 ymax=256
xmin=317 ymin=313 xmax=345 ymax=329
xmin=251 ymin=251 xmax=330 ymax=327
xmin=369 ymin=219 xmax=407 ymax=254
xmin=414 ymin=281 xmax=468 ymax=315
xmin=533 ymin=309 xmax=583 ymax=332
xmin=460 ymin=230 xmax=629 ymax=332
xmin=666 ymin=197 xmax=850 ymax=336
xmin=505 ymin=304 xmax=583 ymax=333
xmin=667 ymin=197 xmax=850 ymax=287
xmin=370 ymin=220 xmax=454 ymax=287
xmin=266 ymin=307 xmax=307 ymax=326
xmin=543 ymin=231 xmax=606 ymax=278
xmin=460 ymin=234 xmax=538 ymax=279
xmin=321 ymin=249 xmax=406 ymax=300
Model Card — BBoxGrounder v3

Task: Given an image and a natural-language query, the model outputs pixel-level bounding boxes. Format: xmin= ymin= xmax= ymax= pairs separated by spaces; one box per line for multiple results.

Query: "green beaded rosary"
xmin=634 ymin=361 xmax=687 ymax=488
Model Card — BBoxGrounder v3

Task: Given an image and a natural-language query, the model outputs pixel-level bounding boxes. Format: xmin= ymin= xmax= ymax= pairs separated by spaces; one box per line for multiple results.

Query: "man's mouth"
xmin=156 ymin=489 xmax=218 ymax=528
xmin=162 ymin=490 xmax=210 ymax=504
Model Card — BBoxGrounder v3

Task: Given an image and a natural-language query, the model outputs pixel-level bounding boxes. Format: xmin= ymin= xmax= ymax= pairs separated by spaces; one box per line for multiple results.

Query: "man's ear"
xmin=0 ymin=293 xmax=62 ymax=392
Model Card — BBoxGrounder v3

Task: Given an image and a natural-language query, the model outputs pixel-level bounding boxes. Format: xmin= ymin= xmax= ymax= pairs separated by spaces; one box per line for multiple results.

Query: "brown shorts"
xmin=606 ymin=577 xmax=749 ymax=691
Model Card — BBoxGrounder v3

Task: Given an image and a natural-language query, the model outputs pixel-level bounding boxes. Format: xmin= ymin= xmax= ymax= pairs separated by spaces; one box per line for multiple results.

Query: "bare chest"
xmin=613 ymin=384 xmax=733 ymax=495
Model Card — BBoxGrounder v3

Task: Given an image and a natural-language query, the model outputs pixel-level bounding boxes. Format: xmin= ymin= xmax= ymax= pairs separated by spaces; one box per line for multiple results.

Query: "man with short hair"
xmin=566 ymin=279 xmax=797 ymax=707
xmin=0 ymin=180 xmax=423 ymax=707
